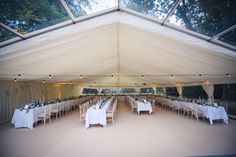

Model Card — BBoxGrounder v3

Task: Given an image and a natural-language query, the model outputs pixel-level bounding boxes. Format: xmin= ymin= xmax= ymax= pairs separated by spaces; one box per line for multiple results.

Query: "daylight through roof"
xmin=0 ymin=0 xmax=236 ymax=49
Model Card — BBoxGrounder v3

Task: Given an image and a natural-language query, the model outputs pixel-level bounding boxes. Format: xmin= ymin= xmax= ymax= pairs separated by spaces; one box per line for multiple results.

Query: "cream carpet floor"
xmin=0 ymin=98 xmax=236 ymax=157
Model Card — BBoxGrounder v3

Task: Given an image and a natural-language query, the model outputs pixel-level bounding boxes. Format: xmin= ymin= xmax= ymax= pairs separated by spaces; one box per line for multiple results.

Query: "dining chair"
xmin=106 ymin=100 xmax=117 ymax=125
xmin=38 ymin=105 xmax=52 ymax=126
xmin=191 ymin=106 xmax=205 ymax=121
xmin=132 ymin=100 xmax=137 ymax=112
xmin=151 ymin=99 xmax=155 ymax=112
xmin=64 ymin=101 xmax=71 ymax=114
xmin=79 ymin=104 xmax=86 ymax=124
xmin=51 ymin=103 xmax=61 ymax=119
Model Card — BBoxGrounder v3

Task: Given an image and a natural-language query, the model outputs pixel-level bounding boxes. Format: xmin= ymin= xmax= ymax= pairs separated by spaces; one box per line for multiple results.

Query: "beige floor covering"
xmin=0 ymin=99 xmax=236 ymax=157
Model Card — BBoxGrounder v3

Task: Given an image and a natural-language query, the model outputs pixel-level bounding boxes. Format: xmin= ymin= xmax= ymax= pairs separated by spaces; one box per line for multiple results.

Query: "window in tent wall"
xmin=166 ymin=87 xmax=178 ymax=97
xmin=182 ymin=86 xmax=207 ymax=99
xmin=101 ymin=88 xmax=112 ymax=95
xmin=217 ymin=84 xmax=236 ymax=116
xmin=119 ymin=88 xmax=136 ymax=95
xmin=156 ymin=87 xmax=164 ymax=96
xmin=82 ymin=88 xmax=99 ymax=95
xmin=111 ymin=88 xmax=119 ymax=95
xmin=139 ymin=87 xmax=154 ymax=95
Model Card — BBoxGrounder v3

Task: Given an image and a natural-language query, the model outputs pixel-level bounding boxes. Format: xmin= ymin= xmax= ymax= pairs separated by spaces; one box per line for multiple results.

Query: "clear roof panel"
xmin=0 ymin=0 xmax=70 ymax=34
xmin=65 ymin=0 xmax=118 ymax=18
xmin=219 ymin=29 xmax=236 ymax=47
xmin=121 ymin=0 xmax=177 ymax=21
xmin=0 ymin=0 xmax=235 ymax=49
xmin=168 ymin=0 xmax=236 ymax=37
xmin=0 ymin=26 xmax=18 ymax=42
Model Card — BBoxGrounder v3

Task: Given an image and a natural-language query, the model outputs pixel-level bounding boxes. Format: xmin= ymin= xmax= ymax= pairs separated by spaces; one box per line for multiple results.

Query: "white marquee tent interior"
xmin=0 ymin=11 xmax=236 ymax=122
xmin=0 ymin=1 xmax=236 ymax=157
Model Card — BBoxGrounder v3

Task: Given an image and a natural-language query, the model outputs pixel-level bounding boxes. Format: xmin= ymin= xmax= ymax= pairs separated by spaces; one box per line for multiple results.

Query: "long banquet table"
xmin=11 ymin=106 xmax=47 ymax=129
xmin=11 ymin=100 xmax=72 ymax=129
xmin=156 ymin=97 xmax=229 ymax=125
xmin=190 ymin=103 xmax=228 ymax=125
xmin=85 ymin=97 xmax=113 ymax=128
xmin=136 ymin=100 xmax=153 ymax=114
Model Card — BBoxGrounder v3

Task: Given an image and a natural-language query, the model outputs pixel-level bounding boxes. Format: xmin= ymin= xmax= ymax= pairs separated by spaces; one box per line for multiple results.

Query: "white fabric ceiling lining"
xmin=0 ymin=23 xmax=118 ymax=77
xmin=0 ymin=12 xmax=120 ymax=55
xmin=119 ymin=23 xmax=236 ymax=75
xmin=0 ymin=12 xmax=236 ymax=85
xmin=0 ymin=28 xmax=103 ymax=62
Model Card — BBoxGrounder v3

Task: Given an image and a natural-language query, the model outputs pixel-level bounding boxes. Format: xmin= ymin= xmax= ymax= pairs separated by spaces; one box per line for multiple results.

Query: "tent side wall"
xmin=0 ymin=80 xmax=81 ymax=122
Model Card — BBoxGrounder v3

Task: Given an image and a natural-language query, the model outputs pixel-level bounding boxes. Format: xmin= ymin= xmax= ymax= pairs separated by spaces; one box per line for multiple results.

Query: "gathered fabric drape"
xmin=163 ymin=87 xmax=166 ymax=96
xmin=202 ymin=84 xmax=214 ymax=102
xmin=176 ymin=84 xmax=183 ymax=97
xmin=152 ymin=87 xmax=156 ymax=95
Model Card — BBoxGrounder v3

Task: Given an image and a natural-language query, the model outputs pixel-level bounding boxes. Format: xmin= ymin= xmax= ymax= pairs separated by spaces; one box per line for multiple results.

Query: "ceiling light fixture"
xmin=171 ymin=75 xmax=174 ymax=78
xmin=14 ymin=78 xmax=17 ymax=82
xmin=18 ymin=74 xmax=21 ymax=78
xmin=141 ymin=75 xmax=144 ymax=79
xmin=43 ymin=80 xmax=46 ymax=84
xmin=80 ymin=75 xmax=83 ymax=79
xmin=49 ymin=75 xmax=52 ymax=79
xmin=226 ymin=73 xmax=231 ymax=77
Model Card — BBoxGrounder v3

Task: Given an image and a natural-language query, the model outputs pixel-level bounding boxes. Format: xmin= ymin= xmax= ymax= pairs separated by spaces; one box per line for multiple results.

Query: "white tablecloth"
xmin=186 ymin=103 xmax=229 ymax=125
xmin=172 ymin=101 xmax=228 ymax=125
xmin=156 ymin=97 xmax=229 ymax=125
xmin=204 ymin=106 xmax=228 ymax=125
xmin=11 ymin=101 xmax=70 ymax=129
xmin=85 ymin=98 xmax=112 ymax=128
xmin=11 ymin=106 xmax=45 ymax=129
xmin=136 ymin=101 xmax=153 ymax=114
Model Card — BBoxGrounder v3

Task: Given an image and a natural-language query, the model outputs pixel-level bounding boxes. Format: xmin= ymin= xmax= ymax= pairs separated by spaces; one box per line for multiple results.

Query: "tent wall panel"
xmin=0 ymin=81 xmax=81 ymax=122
